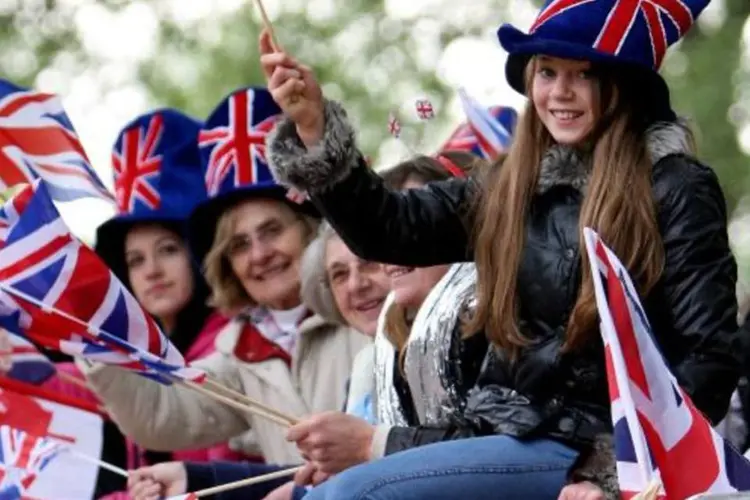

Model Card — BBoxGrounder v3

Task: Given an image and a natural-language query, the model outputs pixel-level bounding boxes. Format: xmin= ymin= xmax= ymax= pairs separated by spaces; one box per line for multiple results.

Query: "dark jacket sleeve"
xmin=184 ymin=462 xmax=299 ymax=500
xmin=652 ymin=154 xmax=742 ymax=424
xmin=267 ymin=99 xmax=475 ymax=266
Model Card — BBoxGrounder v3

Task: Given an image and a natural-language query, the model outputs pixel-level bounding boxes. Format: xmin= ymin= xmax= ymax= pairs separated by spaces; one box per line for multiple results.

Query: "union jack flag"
xmin=388 ymin=112 xmax=401 ymax=138
xmin=441 ymin=89 xmax=516 ymax=160
xmin=530 ymin=0 xmax=702 ymax=68
xmin=0 ymin=425 xmax=66 ymax=499
xmin=415 ymin=99 xmax=435 ymax=120
xmin=583 ymin=228 xmax=750 ymax=499
xmin=0 ymin=181 xmax=204 ymax=385
xmin=111 ymin=113 xmax=164 ymax=213
xmin=0 ymin=80 xmax=114 ymax=204
xmin=3 ymin=334 xmax=55 ymax=386
xmin=199 ymin=89 xmax=279 ymax=196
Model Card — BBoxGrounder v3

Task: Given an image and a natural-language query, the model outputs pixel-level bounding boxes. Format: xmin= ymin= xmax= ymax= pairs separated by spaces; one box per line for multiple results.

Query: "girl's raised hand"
xmin=259 ymin=29 xmax=324 ymax=147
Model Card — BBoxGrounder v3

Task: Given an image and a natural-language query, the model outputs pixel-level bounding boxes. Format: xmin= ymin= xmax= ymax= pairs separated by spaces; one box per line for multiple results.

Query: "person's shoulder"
xmin=652 ymin=154 xmax=725 ymax=210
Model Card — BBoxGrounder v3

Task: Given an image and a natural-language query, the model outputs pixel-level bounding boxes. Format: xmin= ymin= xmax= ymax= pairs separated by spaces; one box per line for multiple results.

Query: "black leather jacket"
xmin=268 ymin=100 xmax=742 ymax=457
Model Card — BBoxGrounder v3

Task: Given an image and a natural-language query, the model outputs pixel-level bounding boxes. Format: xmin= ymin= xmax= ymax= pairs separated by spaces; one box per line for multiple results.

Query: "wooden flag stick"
xmin=203 ymin=377 xmax=299 ymax=425
xmin=632 ymin=479 xmax=661 ymax=500
xmin=66 ymin=448 xmax=129 ymax=478
xmin=176 ymin=379 xmax=293 ymax=428
xmin=251 ymin=0 xmax=300 ymax=104
xmin=253 ymin=0 xmax=282 ymax=51
xmin=189 ymin=465 xmax=302 ymax=498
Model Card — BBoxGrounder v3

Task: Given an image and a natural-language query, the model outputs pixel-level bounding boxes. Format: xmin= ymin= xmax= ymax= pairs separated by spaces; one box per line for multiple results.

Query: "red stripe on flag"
xmin=638 ymin=401 xmax=719 ymax=499
xmin=0 ymin=376 xmax=104 ymax=417
xmin=52 ymin=246 xmax=112 ymax=324
xmin=0 ymin=94 xmax=55 ymax=118
xmin=595 ymin=241 xmax=651 ymax=399
xmin=0 ymin=234 xmax=72 ymax=281
xmin=603 ymin=344 xmax=619 ymax=401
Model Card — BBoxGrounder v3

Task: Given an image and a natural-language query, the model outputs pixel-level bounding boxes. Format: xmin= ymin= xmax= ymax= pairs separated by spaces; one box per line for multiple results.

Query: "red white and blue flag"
xmin=0 ymin=181 xmax=204 ymax=385
xmin=0 ymin=425 xmax=66 ymax=499
xmin=0 ymin=80 xmax=113 ymax=204
xmin=4 ymin=334 xmax=55 ymax=386
xmin=583 ymin=228 xmax=750 ymax=499
xmin=442 ymin=89 xmax=516 ymax=160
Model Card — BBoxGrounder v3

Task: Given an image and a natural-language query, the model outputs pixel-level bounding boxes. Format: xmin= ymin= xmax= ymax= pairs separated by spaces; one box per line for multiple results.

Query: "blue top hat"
xmin=188 ymin=87 xmax=318 ymax=264
xmin=498 ymin=0 xmax=709 ymax=119
xmin=95 ymin=109 xmax=207 ymax=278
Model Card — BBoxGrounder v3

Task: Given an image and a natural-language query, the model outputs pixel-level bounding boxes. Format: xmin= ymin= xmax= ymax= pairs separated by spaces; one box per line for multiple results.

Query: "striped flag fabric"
xmin=0 ymin=80 xmax=113 ymax=204
xmin=583 ymin=228 xmax=750 ymax=498
xmin=0 ymin=180 xmax=204 ymax=385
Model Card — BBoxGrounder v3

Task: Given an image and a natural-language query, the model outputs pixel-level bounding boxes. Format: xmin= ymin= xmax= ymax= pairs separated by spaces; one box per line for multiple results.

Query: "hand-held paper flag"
xmin=0 ymin=180 xmax=203 ymax=385
xmin=446 ymin=88 xmax=516 ymax=160
xmin=0 ymin=425 xmax=66 ymax=498
xmin=582 ymin=228 xmax=750 ymax=499
xmin=0 ymin=80 xmax=113 ymax=203
xmin=0 ymin=181 xmax=300 ymax=427
xmin=415 ymin=99 xmax=435 ymax=120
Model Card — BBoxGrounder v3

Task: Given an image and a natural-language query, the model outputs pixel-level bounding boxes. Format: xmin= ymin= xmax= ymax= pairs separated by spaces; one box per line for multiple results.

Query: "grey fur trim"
xmin=537 ymin=147 xmax=589 ymax=195
xmin=267 ymin=99 xmax=359 ymax=193
xmin=536 ymin=119 xmax=695 ymax=195
xmin=570 ymin=434 xmax=620 ymax=500
xmin=646 ymin=117 xmax=694 ymax=165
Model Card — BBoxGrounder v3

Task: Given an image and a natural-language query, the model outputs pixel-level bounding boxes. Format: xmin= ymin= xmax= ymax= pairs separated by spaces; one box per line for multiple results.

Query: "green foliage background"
xmin=3 ymin=0 xmax=749 ymax=277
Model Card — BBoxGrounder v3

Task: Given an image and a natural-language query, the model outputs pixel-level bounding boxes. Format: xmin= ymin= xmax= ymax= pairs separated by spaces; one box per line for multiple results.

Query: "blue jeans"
xmin=305 ymin=436 xmax=579 ymax=500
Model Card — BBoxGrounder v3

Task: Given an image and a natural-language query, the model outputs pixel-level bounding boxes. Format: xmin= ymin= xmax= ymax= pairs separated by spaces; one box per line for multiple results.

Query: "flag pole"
xmin=66 ymin=448 xmax=129 ymax=478
xmin=253 ymin=0 xmax=282 ymax=51
xmin=252 ymin=0 xmax=299 ymax=104
xmin=631 ymin=478 xmax=661 ymax=500
xmin=183 ymin=465 xmax=302 ymax=498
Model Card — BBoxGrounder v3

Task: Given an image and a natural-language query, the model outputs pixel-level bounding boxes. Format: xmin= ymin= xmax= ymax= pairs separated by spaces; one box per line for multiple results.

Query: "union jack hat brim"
xmin=187 ymin=183 xmax=319 ymax=265
xmin=498 ymin=23 xmax=675 ymax=122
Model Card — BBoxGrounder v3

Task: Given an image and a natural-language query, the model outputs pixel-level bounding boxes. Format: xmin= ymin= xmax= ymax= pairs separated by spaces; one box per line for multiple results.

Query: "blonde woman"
xmin=80 ymin=88 xmax=369 ymax=474
xmin=128 ymin=221 xmax=390 ymax=500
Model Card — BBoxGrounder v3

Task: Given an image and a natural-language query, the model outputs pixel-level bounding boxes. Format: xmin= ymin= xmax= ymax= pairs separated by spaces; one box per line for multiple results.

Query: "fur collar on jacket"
xmin=536 ymin=119 xmax=695 ymax=195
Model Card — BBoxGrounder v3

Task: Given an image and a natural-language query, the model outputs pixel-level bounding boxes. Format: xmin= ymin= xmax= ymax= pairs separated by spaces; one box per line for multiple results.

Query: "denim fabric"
xmin=305 ymin=436 xmax=579 ymax=500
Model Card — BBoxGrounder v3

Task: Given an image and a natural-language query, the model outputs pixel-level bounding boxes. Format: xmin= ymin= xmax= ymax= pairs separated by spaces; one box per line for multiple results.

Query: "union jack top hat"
xmin=96 ymin=109 xmax=207 ymax=277
xmin=189 ymin=87 xmax=318 ymax=263
xmin=498 ymin=0 xmax=710 ymax=120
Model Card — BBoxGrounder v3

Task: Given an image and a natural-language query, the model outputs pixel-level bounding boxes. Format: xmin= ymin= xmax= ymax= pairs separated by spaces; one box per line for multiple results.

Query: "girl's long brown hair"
xmin=466 ymin=58 xmax=669 ymax=356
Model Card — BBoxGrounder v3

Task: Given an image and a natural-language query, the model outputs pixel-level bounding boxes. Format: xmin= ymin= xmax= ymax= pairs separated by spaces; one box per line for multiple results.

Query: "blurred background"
xmin=3 ymin=0 xmax=750 ymax=282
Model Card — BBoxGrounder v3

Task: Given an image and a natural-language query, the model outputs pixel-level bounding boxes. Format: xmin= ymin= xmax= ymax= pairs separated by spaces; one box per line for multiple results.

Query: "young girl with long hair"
xmin=260 ymin=0 xmax=741 ymax=497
